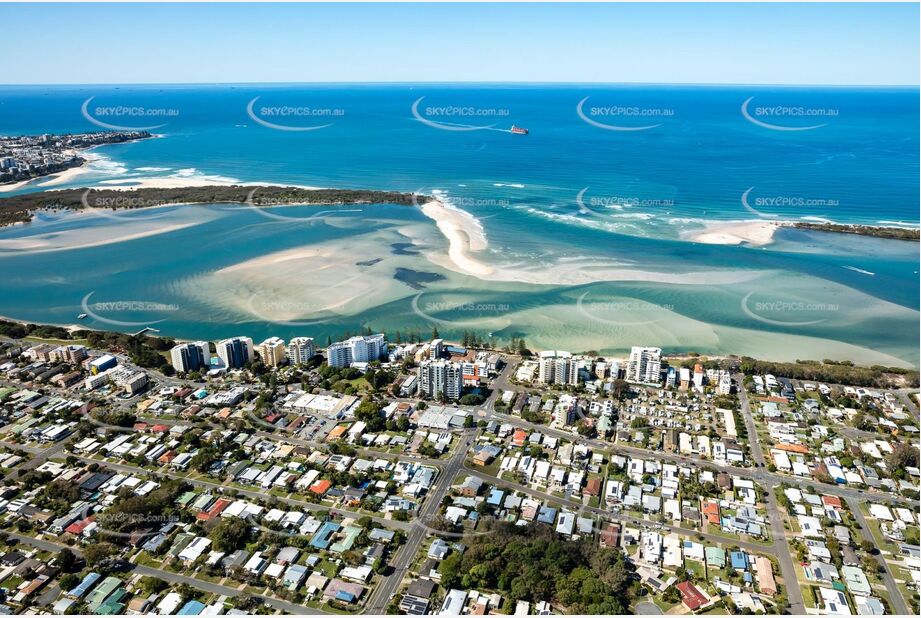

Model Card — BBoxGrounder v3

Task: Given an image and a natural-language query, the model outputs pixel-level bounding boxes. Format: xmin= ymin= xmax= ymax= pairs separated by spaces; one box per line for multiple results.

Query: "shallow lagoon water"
xmin=0 ymin=85 xmax=917 ymax=365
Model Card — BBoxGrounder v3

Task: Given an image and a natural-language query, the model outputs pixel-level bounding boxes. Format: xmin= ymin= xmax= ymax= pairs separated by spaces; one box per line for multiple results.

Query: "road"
xmin=846 ymin=497 xmax=910 ymax=615
xmin=68 ymin=453 xmax=415 ymax=533
xmin=737 ymin=379 xmax=805 ymax=614
xmin=462 ymin=463 xmax=781 ymax=557
xmin=478 ymin=372 xmax=919 ymax=511
xmin=7 ymin=532 xmax=329 ymax=615
xmin=364 ymin=429 xmax=476 ymax=614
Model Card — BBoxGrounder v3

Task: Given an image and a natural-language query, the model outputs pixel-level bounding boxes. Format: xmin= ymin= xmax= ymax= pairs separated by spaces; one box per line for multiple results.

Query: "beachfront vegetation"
xmin=793 ymin=222 xmax=919 ymax=241
xmin=0 ymin=186 xmax=424 ymax=226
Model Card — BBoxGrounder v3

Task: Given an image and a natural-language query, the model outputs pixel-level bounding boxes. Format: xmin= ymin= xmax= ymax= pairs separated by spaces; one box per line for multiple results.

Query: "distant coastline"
xmin=0 ymin=130 xmax=153 ymax=188
xmin=0 ymin=185 xmax=424 ymax=227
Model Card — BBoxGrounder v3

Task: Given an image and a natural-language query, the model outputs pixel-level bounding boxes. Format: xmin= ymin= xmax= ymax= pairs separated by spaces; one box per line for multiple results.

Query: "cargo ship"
xmin=510 ymin=125 xmax=529 ymax=135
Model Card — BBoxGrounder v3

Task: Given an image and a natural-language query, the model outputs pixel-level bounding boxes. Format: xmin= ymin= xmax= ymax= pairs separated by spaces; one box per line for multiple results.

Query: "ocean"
xmin=0 ymin=84 xmax=917 ymax=366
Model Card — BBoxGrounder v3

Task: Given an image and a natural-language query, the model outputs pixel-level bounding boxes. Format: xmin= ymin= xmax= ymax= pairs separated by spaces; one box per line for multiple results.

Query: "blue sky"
xmin=2 ymin=2 xmax=918 ymax=85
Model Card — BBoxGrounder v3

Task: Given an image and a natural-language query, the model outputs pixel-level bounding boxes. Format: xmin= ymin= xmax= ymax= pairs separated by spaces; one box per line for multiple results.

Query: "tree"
xmin=191 ymin=447 xmax=220 ymax=473
xmin=58 ymin=573 xmax=79 ymax=592
xmin=83 ymin=542 xmax=117 ymax=567
xmin=611 ymin=379 xmax=629 ymax=400
xmin=886 ymin=443 xmax=918 ymax=476
xmin=56 ymin=548 xmax=78 ymax=572
xmin=209 ymin=517 xmax=252 ymax=553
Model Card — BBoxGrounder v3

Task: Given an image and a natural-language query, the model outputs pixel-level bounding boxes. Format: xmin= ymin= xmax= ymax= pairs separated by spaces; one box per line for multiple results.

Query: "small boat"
xmin=77 ymin=313 xmax=87 ymax=319
xmin=510 ymin=125 xmax=529 ymax=135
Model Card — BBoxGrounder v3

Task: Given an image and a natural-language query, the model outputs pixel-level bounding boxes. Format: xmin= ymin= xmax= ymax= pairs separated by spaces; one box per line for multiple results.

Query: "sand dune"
xmin=0 ymin=220 xmax=203 ymax=254
xmin=419 ymin=200 xmax=494 ymax=277
xmin=684 ymin=220 xmax=782 ymax=246
xmin=418 ymin=199 xmax=759 ymax=286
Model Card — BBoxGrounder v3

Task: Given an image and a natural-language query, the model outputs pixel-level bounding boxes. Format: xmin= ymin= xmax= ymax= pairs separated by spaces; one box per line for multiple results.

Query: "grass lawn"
xmin=699 ymin=604 xmax=729 ymax=615
xmin=468 ymin=457 xmax=501 ymax=477
xmin=24 ymin=336 xmax=89 ymax=346
xmin=652 ymin=595 xmax=678 ymax=612
xmin=315 ymin=559 xmax=340 ymax=578
xmin=858 ymin=505 xmax=899 ymax=554
xmin=704 ymin=526 xmax=774 ymax=548
xmin=133 ymin=552 xmax=163 ymax=568
xmin=685 ymin=558 xmax=706 ymax=581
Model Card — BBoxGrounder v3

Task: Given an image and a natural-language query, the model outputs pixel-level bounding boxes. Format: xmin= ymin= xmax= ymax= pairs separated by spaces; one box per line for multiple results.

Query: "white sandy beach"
xmin=36 ymin=153 xmax=98 ymax=188
xmin=419 ymin=200 xmax=494 ymax=277
xmin=96 ymin=173 xmax=323 ymax=191
xmin=417 ymin=199 xmax=759 ymax=286
xmin=186 ymin=228 xmax=426 ymax=322
xmin=0 ymin=178 xmax=35 ymax=194
xmin=684 ymin=220 xmax=784 ymax=246
xmin=0 ymin=220 xmax=203 ymax=254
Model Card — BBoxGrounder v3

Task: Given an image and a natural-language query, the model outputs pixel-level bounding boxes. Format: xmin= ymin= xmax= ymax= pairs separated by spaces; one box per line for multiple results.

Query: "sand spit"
xmin=684 ymin=220 xmax=783 ymax=246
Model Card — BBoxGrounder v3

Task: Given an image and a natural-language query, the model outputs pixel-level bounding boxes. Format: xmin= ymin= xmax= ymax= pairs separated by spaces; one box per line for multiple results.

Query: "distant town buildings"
xmin=327 ymin=334 xmax=387 ymax=368
xmin=0 ymin=131 xmax=151 ymax=183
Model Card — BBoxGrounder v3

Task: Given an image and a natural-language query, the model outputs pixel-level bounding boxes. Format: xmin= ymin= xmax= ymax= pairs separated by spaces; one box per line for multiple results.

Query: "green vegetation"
xmin=208 ymin=517 xmax=253 ymax=553
xmin=886 ymin=443 xmax=919 ymax=480
xmin=793 ymin=221 xmax=919 ymax=242
xmin=0 ymin=185 xmax=424 ymax=227
xmin=438 ymin=522 xmax=636 ymax=614
xmin=739 ymin=357 xmax=918 ymax=388
xmin=98 ymin=479 xmax=189 ymax=542
xmin=0 ymin=317 xmax=175 ymax=373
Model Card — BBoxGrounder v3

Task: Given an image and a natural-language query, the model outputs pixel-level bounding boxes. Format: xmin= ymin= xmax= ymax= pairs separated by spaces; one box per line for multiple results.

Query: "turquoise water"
xmin=0 ymin=85 xmax=917 ymax=366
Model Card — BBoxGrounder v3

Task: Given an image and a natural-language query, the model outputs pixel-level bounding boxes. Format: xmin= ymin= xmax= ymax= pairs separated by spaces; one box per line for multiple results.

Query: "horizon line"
xmin=1 ymin=80 xmax=918 ymax=89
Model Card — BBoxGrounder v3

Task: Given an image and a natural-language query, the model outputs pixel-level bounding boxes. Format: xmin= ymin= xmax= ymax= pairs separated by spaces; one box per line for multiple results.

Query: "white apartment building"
xmin=216 ymin=336 xmax=255 ymax=369
xmin=49 ymin=344 xmax=88 ymax=364
xmin=256 ymin=336 xmax=287 ymax=367
xmin=169 ymin=341 xmax=211 ymax=373
xmin=627 ymin=346 xmax=662 ymax=384
xmin=287 ymin=337 xmax=316 ymax=364
xmin=326 ymin=333 xmax=387 ymax=368
xmin=537 ymin=350 xmax=579 ymax=386
xmin=417 ymin=359 xmax=463 ymax=400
